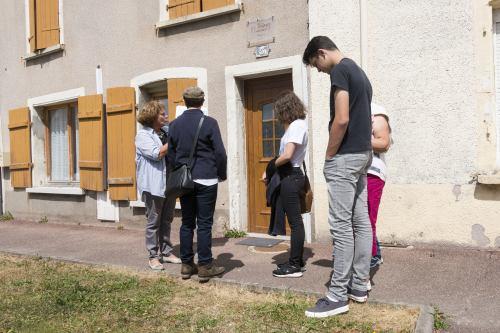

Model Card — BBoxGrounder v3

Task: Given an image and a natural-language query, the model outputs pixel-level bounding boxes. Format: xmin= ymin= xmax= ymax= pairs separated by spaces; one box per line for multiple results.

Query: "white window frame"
xmin=224 ymin=55 xmax=311 ymax=242
xmin=157 ymin=0 xmax=243 ymax=30
xmin=129 ymin=67 xmax=208 ymax=207
xmin=26 ymin=87 xmax=85 ymax=195
xmin=23 ymin=0 xmax=65 ymax=60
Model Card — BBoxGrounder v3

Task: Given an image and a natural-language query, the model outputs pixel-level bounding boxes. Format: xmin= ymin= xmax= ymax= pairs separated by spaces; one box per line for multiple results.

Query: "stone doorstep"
xmin=0 ymin=249 xmax=434 ymax=333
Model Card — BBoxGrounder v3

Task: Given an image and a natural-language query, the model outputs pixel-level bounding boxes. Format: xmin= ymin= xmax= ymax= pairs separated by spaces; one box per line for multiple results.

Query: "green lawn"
xmin=0 ymin=254 xmax=419 ymax=333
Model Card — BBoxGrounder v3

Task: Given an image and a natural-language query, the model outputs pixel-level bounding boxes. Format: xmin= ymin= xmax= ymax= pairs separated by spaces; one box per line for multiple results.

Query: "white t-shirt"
xmin=279 ymin=119 xmax=308 ymax=167
xmin=369 ymin=103 xmax=389 ymax=181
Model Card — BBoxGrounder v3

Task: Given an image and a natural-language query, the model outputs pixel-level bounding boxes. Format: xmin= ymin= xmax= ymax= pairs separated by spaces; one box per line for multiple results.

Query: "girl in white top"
xmin=367 ymin=102 xmax=391 ymax=270
xmin=265 ymin=91 xmax=309 ymax=278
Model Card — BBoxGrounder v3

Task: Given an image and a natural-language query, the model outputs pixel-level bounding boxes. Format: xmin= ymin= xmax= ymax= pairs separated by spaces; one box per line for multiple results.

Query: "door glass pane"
xmin=275 ymin=121 xmax=285 ymax=138
xmin=262 ymin=103 xmax=273 ymax=121
xmin=50 ymin=108 xmax=69 ymax=181
xmin=263 ymin=140 xmax=274 ymax=158
xmin=275 ymin=139 xmax=281 ymax=156
xmin=262 ymin=121 xmax=273 ymax=138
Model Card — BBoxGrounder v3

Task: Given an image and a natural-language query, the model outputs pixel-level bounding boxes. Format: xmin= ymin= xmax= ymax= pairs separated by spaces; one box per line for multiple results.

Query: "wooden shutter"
xmin=8 ymin=108 xmax=32 ymax=188
xmin=28 ymin=0 xmax=37 ymax=52
xmin=167 ymin=78 xmax=198 ymax=122
xmin=35 ymin=0 xmax=60 ymax=50
xmin=78 ymin=95 xmax=105 ymax=191
xmin=106 ymin=87 xmax=137 ymax=201
xmin=202 ymin=0 xmax=234 ymax=11
xmin=168 ymin=0 xmax=201 ymax=20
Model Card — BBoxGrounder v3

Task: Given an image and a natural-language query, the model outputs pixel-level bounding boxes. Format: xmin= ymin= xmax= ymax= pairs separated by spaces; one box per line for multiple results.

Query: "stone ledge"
xmin=26 ymin=187 xmax=85 ymax=195
xmin=22 ymin=44 xmax=64 ymax=61
xmin=477 ymin=174 xmax=500 ymax=185
xmin=156 ymin=4 xmax=241 ymax=30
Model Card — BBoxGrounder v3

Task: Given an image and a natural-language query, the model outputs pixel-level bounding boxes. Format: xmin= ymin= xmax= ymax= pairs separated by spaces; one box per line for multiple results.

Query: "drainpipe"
xmin=360 ymin=0 xmax=368 ymax=71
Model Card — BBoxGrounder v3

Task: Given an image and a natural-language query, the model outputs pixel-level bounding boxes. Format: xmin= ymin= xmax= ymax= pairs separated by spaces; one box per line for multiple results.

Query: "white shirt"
xmin=369 ymin=103 xmax=389 ymax=181
xmin=279 ymin=119 xmax=308 ymax=167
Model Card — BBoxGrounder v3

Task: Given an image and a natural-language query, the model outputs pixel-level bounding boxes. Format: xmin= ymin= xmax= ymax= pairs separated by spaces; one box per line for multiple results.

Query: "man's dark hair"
xmin=302 ymin=36 xmax=338 ymax=65
xmin=184 ymin=97 xmax=204 ymax=108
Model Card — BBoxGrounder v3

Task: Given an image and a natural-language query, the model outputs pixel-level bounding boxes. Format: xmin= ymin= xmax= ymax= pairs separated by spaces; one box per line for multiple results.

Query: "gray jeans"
xmin=324 ymin=151 xmax=373 ymax=301
xmin=143 ymin=192 xmax=176 ymax=259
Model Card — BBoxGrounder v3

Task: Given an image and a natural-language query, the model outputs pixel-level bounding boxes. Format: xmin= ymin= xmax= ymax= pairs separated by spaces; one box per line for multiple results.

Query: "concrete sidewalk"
xmin=0 ymin=220 xmax=499 ymax=332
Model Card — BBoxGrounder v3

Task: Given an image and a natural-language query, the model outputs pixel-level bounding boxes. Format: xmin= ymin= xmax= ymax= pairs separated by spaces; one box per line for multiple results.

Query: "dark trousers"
xmin=179 ymin=182 xmax=218 ymax=265
xmin=280 ymin=170 xmax=305 ymax=267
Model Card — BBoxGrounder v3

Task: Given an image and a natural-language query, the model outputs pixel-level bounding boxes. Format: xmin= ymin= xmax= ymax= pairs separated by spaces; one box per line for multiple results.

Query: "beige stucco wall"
xmin=0 ymin=0 xmax=309 ymax=224
xmin=309 ymin=0 xmax=500 ymax=247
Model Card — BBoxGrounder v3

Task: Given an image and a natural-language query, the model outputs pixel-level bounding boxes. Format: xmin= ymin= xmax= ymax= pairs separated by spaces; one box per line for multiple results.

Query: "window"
xmin=28 ymin=0 xmax=60 ymax=52
xmin=45 ymin=104 xmax=79 ymax=183
xmin=167 ymin=0 xmax=235 ymax=20
xmin=261 ymin=102 xmax=284 ymax=158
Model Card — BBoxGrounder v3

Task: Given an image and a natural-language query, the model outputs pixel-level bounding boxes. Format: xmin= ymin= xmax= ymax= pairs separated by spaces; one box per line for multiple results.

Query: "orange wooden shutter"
xmin=167 ymin=78 xmax=198 ymax=122
xmin=28 ymin=0 xmax=37 ymax=52
xmin=202 ymin=0 xmax=234 ymax=11
xmin=8 ymin=108 xmax=32 ymax=188
xmin=168 ymin=0 xmax=201 ymax=20
xmin=35 ymin=0 xmax=60 ymax=49
xmin=106 ymin=87 xmax=137 ymax=201
xmin=78 ymin=95 xmax=105 ymax=191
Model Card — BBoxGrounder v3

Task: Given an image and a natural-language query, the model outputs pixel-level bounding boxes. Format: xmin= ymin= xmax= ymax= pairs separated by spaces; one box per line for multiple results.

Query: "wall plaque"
xmin=247 ymin=16 xmax=275 ymax=47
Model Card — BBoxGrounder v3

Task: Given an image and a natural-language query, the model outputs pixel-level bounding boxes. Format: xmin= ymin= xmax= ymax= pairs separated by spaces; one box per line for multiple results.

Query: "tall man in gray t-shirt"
xmin=303 ymin=36 xmax=373 ymax=318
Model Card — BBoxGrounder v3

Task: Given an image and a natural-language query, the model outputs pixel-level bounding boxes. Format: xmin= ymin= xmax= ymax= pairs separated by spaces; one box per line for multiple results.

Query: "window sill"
xmin=26 ymin=186 xmax=85 ymax=195
xmin=156 ymin=3 xmax=241 ymax=30
xmin=130 ymin=200 xmax=181 ymax=209
xmin=23 ymin=44 xmax=64 ymax=61
xmin=477 ymin=174 xmax=500 ymax=185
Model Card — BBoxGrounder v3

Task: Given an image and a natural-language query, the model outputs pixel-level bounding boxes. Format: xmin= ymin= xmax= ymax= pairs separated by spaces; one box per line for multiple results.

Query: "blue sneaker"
xmin=347 ymin=286 xmax=368 ymax=303
xmin=305 ymin=297 xmax=349 ymax=318
xmin=370 ymin=256 xmax=383 ymax=269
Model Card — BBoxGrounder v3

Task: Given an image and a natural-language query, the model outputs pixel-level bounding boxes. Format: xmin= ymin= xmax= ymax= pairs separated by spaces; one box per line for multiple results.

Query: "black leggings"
xmin=280 ymin=171 xmax=305 ymax=267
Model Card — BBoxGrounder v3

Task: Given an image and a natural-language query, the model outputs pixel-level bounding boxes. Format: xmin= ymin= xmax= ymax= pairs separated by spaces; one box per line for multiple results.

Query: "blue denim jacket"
xmin=135 ymin=127 xmax=166 ymax=198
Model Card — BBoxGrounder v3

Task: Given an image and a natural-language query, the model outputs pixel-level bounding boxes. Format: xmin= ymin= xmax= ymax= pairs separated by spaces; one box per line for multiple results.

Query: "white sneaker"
xmin=161 ymin=253 xmax=182 ymax=264
xmin=367 ymin=280 xmax=372 ymax=291
xmin=149 ymin=258 xmax=164 ymax=270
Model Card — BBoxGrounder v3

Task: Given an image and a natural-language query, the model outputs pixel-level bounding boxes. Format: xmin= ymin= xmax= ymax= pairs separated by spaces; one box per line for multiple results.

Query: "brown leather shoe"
xmin=198 ymin=262 xmax=225 ymax=282
xmin=181 ymin=262 xmax=198 ymax=280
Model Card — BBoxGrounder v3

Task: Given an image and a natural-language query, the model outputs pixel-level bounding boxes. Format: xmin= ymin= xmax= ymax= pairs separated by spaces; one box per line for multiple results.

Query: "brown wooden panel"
xmin=106 ymin=87 xmax=137 ymax=200
xmin=168 ymin=0 xmax=201 ymax=19
xmin=244 ymin=74 xmax=293 ymax=234
xmin=202 ymin=0 xmax=233 ymax=11
xmin=35 ymin=0 xmax=59 ymax=49
xmin=8 ymin=107 xmax=32 ymax=188
xmin=167 ymin=78 xmax=197 ymax=122
xmin=29 ymin=0 xmax=37 ymax=51
xmin=78 ymin=95 xmax=105 ymax=191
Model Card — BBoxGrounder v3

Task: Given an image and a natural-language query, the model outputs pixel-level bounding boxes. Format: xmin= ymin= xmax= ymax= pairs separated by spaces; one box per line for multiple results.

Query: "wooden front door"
xmin=245 ymin=74 xmax=293 ymax=233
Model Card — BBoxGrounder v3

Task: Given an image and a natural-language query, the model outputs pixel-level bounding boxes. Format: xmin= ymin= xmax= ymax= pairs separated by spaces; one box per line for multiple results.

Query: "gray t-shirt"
xmin=329 ymin=58 xmax=373 ymax=154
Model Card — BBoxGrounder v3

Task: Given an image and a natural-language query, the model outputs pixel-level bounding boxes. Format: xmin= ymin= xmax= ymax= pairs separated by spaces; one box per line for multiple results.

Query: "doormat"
xmin=236 ymin=237 xmax=283 ymax=248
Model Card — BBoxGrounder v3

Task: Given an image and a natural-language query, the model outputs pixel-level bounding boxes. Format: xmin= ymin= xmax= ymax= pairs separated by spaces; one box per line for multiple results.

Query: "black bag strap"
xmin=187 ymin=115 xmax=205 ymax=169
xmin=302 ymin=161 xmax=308 ymax=176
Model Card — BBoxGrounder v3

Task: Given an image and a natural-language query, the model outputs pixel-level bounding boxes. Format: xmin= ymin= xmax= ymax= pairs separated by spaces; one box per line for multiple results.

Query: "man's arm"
xmin=371 ymin=115 xmax=390 ymax=153
xmin=325 ymin=89 xmax=349 ymax=159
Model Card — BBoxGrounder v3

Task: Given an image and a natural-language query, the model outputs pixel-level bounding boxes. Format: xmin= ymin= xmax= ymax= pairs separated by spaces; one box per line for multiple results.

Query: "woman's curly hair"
xmin=137 ymin=100 xmax=163 ymax=127
xmin=273 ymin=90 xmax=307 ymax=125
